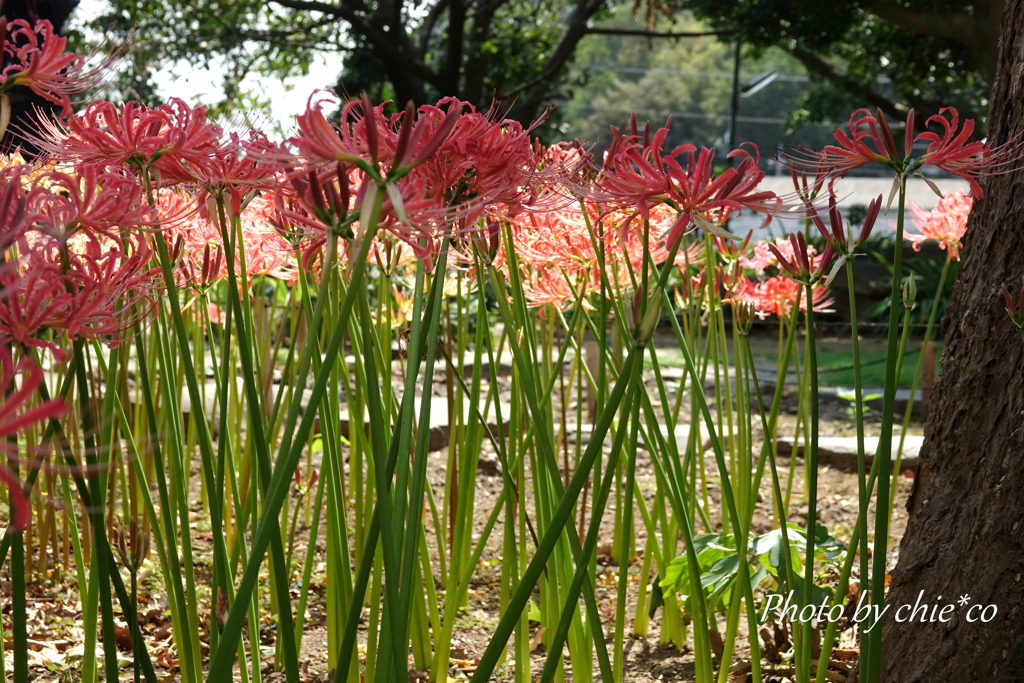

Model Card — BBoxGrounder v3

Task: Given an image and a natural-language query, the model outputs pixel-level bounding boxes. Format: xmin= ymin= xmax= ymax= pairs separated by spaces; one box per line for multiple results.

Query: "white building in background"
xmin=730 ymin=176 xmax=970 ymax=237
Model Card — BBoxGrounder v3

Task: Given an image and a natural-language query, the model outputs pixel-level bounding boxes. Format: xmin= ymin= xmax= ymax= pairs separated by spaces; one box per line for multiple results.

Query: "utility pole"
xmin=728 ymin=39 xmax=741 ymax=156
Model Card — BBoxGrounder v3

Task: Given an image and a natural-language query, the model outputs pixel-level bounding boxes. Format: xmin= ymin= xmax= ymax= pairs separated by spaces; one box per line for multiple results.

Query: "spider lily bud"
xmin=308 ymin=170 xmax=328 ymax=214
xmin=392 ymin=101 xmax=416 ymax=166
xmin=360 ymin=92 xmax=379 ymax=166
xmin=168 ymin=234 xmax=184 ymax=264
xmin=637 ymin=295 xmax=662 ymax=345
xmin=1001 ymin=276 xmax=1024 ymax=328
xmin=733 ymin=300 xmax=756 ymax=335
xmin=859 ymin=194 xmax=883 ymax=246
xmin=768 ymin=231 xmax=832 ymax=285
xmin=471 ymin=218 xmax=501 ymax=264
xmin=904 ymin=110 xmax=916 ymax=158
xmin=876 ymin=107 xmax=901 ymax=161
xmin=632 ymin=287 xmax=644 ymax=328
xmin=216 ymin=593 xmax=229 ymax=628
xmin=114 ymin=517 xmax=150 ymax=572
xmin=903 ymin=273 xmax=917 ymax=310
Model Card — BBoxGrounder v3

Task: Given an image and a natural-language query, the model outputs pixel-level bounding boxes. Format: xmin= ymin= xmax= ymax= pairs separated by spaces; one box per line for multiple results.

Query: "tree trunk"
xmin=879 ymin=2 xmax=1024 ymax=680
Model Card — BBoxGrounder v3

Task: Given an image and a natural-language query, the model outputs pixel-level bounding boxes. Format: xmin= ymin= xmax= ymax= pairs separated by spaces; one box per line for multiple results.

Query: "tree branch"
xmin=865 ymin=0 xmax=1003 ymax=80
xmin=584 ymin=27 xmax=734 ymax=37
xmin=417 ymin=0 xmax=451 ymax=59
xmin=866 ymin=0 xmax=987 ymax=48
xmin=788 ymin=42 xmax=932 ymax=129
xmin=269 ymin=0 xmax=441 ymax=86
xmin=500 ymin=0 xmax=605 ymax=120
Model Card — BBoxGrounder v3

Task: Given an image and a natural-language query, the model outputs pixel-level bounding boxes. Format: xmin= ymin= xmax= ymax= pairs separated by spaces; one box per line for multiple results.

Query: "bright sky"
xmin=74 ymin=0 xmax=340 ymax=129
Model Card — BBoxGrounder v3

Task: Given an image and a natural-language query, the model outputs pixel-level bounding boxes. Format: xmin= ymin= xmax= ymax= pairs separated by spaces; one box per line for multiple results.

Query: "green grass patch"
xmin=649 ymin=341 xmax=943 ymax=387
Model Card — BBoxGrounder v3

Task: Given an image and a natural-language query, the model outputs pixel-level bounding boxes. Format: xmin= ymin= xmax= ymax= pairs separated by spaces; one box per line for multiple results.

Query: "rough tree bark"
xmin=879 ymin=2 xmax=1024 ymax=681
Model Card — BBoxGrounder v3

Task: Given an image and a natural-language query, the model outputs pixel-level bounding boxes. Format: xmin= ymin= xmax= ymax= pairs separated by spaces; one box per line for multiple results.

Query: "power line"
xmin=575 ymin=64 xmax=892 ymax=84
xmin=572 ymin=102 xmax=830 ymax=126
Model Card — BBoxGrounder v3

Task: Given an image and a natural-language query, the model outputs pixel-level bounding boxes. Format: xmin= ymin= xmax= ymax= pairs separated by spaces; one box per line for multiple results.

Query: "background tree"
xmin=671 ymin=0 xmax=997 ymax=131
xmin=77 ymin=0 xmax=996 ymax=133
xmin=560 ymin=7 xmax=842 ymax=159
xmin=878 ymin=1 xmax=1024 ymax=680
xmin=83 ymin=0 xmax=620 ymax=124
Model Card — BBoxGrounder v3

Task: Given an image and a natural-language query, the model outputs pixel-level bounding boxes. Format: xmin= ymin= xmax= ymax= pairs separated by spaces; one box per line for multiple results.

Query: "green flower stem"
xmin=470 ymin=344 xmax=641 ymax=683
xmin=206 ymin=185 xmax=384 ymax=682
xmin=741 ymin=333 xmax=798 ymax=603
xmin=814 ymin=451 xmax=885 ymax=683
xmin=72 ymin=339 xmax=119 ymax=683
xmin=487 ymin=240 xmax=615 ymax=680
xmin=888 ymin=254 xmax=953 ymax=523
xmin=331 ymin=256 xmax=446 ymax=681
xmin=539 ymin=353 xmax=641 ymax=683
xmin=213 ymin=198 xmax=300 ymax=683
xmin=862 ymin=175 xmax=907 ymax=683
xmin=799 ymin=285 xmax=820 ymax=683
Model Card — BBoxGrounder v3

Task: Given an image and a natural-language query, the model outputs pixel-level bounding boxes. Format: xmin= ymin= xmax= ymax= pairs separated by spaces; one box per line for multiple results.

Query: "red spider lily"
xmin=0 ymin=233 xmax=162 ymax=355
xmin=767 ymin=231 xmax=835 ymax=285
xmin=596 ymin=122 xmax=779 ymax=246
xmin=734 ymin=275 xmax=834 ymax=320
xmin=905 ymin=189 xmax=972 ymax=260
xmin=914 ymin=108 xmax=1021 ymax=199
xmin=292 ymin=94 xmax=545 ymax=266
xmin=782 ymin=108 xmax=906 ymax=175
xmin=192 ymin=131 xmax=288 ymax=213
xmin=291 ymin=95 xmax=381 ymax=168
xmin=1001 ymin=276 xmax=1024 ymax=329
xmin=38 ymin=98 xmax=222 ymax=183
xmin=0 ymin=344 xmax=69 ymax=531
xmin=173 ymin=193 xmax=297 ymax=286
xmin=0 ymin=19 xmax=116 ymax=119
xmin=28 ymin=165 xmax=150 ymax=241
xmin=401 ymin=98 xmax=546 ymax=221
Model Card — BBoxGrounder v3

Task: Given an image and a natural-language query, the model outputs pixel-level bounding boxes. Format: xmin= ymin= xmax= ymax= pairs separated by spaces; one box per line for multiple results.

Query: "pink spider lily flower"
xmin=521 ymin=267 xmax=595 ymax=311
xmin=0 ymin=233 xmax=162 ymax=353
xmin=37 ymin=98 xmax=222 ymax=183
xmin=28 ymin=166 xmax=151 ymax=242
xmin=0 ymin=166 xmax=30 ymax=252
xmin=913 ymin=108 xmax=1022 ymax=199
xmin=174 ymin=193 xmax=297 ymax=287
xmin=292 ymin=94 xmax=547 ymax=266
xmin=291 ymin=94 xmax=388 ymax=170
xmin=904 ymin=188 xmax=972 ymax=260
xmin=0 ymin=19 xmax=118 ymax=120
xmin=192 ymin=131 xmax=288 ymax=215
xmin=0 ymin=344 xmax=69 ymax=531
xmin=596 ymin=122 xmax=780 ymax=246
